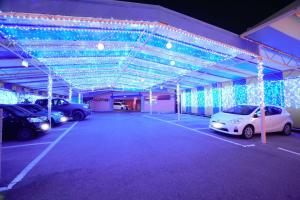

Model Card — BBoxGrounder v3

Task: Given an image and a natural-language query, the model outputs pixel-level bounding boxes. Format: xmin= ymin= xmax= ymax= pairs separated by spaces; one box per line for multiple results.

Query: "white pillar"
xmin=177 ymin=83 xmax=181 ymax=120
xmin=258 ymin=57 xmax=266 ymax=144
xmin=48 ymin=74 xmax=52 ymax=128
xmin=69 ymin=87 xmax=72 ymax=102
xmin=149 ymin=89 xmax=152 ymax=115
xmin=78 ymin=93 xmax=81 ymax=104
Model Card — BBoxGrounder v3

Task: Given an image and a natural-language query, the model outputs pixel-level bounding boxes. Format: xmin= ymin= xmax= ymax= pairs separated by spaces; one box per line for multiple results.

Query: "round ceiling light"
xmin=97 ymin=42 xmax=105 ymax=50
xmin=22 ymin=60 xmax=29 ymax=67
xmin=170 ymin=60 xmax=175 ymax=66
xmin=166 ymin=42 xmax=172 ymax=49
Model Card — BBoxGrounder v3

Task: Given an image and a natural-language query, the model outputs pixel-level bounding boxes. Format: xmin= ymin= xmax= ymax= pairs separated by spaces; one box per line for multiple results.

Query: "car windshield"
xmin=223 ymin=105 xmax=258 ymax=115
xmin=6 ymin=105 xmax=34 ymax=117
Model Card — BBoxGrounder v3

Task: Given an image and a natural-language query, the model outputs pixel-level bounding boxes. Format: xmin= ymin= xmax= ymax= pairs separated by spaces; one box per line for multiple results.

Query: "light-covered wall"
xmin=181 ymin=72 xmax=300 ymax=128
xmin=0 ymin=89 xmax=45 ymax=104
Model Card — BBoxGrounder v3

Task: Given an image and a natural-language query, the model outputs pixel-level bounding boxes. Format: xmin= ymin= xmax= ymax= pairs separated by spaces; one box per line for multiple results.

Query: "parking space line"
xmin=194 ymin=127 xmax=210 ymax=130
xmin=0 ymin=122 xmax=78 ymax=192
xmin=2 ymin=142 xmax=52 ymax=149
xmin=278 ymin=147 xmax=300 ymax=156
xmin=51 ymin=128 xmax=69 ymax=131
xmin=144 ymin=115 xmax=255 ymax=148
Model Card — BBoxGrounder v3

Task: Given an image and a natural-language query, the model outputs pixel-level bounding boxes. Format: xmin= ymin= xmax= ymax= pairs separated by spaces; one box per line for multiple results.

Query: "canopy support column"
xmin=258 ymin=56 xmax=266 ymax=144
xmin=149 ymin=89 xmax=153 ymax=115
xmin=69 ymin=87 xmax=72 ymax=102
xmin=48 ymin=74 xmax=52 ymax=128
xmin=78 ymin=93 xmax=81 ymax=104
xmin=177 ymin=83 xmax=181 ymax=121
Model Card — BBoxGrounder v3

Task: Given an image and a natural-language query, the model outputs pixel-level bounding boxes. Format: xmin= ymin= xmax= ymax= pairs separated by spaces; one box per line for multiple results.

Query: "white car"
xmin=209 ymin=105 xmax=293 ymax=139
xmin=113 ymin=102 xmax=128 ymax=110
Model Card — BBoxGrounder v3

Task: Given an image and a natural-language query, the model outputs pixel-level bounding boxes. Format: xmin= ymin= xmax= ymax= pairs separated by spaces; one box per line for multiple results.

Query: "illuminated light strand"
xmin=284 ymin=78 xmax=300 ymax=108
xmin=0 ymin=12 xmax=256 ymax=57
xmin=257 ymin=60 xmax=265 ymax=107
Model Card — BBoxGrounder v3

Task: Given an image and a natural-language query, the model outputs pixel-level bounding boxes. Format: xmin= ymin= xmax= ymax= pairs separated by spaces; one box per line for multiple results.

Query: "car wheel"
xmin=72 ymin=110 xmax=85 ymax=121
xmin=282 ymin=123 xmax=292 ymax=135
xmin=17 ymin=128 xmax=32 ymax=141
xmin=243 ymin=125 xmax=254 ymax=139
xmin=121 ymin=107 xmax=123 ymax=110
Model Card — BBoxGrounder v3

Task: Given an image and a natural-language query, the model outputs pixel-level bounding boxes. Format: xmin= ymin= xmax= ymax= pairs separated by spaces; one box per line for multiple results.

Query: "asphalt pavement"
xmin=1 ymin=112 xmax=300 ymax=200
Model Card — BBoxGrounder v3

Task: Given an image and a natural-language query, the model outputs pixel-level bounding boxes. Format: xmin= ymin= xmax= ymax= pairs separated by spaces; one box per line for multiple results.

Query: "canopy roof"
xmin=0 ymin=0 xmax=296 ymax=95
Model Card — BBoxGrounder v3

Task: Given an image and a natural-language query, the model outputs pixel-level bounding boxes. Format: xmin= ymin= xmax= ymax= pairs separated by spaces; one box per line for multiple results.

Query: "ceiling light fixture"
xmin=166 ymin=42 xmax=172 ymax=49
xmin=170 ymin=60 xmax=175 ymax=66
xmin=97 ymin=42 xmax=105 ymax=50
xmin=21 ymin=60 xmax=29 ymax=67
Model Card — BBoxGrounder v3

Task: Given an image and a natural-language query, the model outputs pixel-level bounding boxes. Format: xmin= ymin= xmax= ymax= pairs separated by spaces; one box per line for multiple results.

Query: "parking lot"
xmin=1 ymin=112 xmax=300 ymax=200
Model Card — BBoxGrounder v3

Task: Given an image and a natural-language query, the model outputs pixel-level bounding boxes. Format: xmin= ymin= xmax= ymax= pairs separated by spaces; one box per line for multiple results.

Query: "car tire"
xmin=72 ymin=110 xmax=85 ymax=121
xmin=242 ymin=125 xmax=254 ymax=139
xmin=121 ymin=107 xmax=123 ymax=110
xmin=17 ymin=128 xmax=32 ymax=141
xmin=282 ymin=123 xmax=292 ymax=136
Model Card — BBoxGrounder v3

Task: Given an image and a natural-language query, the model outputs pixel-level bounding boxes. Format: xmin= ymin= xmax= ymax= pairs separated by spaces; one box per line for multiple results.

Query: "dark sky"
xmin=119 ymin=0 xmax=295 ymax=34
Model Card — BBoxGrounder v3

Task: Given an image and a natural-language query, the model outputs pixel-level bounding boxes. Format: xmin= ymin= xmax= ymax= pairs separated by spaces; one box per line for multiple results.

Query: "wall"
xmin=144 ymin=98 xmax=175 ymax=113
xmin=181 ymin=71 xmax=300 ymax=128
xmin=0 ymin=89 xmax=45 ymax=104
xmin=89 ymin=93 xmax=112 ymax=112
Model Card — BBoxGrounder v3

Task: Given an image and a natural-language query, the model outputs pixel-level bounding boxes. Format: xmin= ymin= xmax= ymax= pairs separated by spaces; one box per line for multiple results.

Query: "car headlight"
xmin=60 ymin=116 xmax=68 ymax=122
xmin=27 ymin=117 xmax=43 ymax=123
xmin=41 ymin=123 xmax=50 ymax=131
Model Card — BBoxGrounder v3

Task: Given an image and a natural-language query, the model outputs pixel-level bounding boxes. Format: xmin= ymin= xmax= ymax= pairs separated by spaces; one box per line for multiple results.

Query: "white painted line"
xmin=0 ymin=186 xmax=7 ymax=191
xmin=278 ymin=147 xmax=300 ymax=156
xmin=194 ymin=127 xmax=210 ymax=130
xmin=144 ymin=115 xmax=255 ymax=148
xmin=0 ymin=122 xmax=78 ymax=192
xmin=51 ymin=128 xmax=69 ymax=131
xmin=2 ymin=142 xmax=52 ymax=149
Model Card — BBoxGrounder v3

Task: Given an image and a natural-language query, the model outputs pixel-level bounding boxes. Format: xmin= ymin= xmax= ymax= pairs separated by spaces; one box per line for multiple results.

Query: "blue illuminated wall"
xmin=263 ymin=72 xmax=284 ymax=107
xmin=212 ymin=83 xmax=221 ymax=114
xmin=181 ymin=72 xmax=290 ymax=116
xmin=185 ymin=89 xmax=192 ymax=113
xmin=197 ymin=87 xmax=205 ymax=115
xmin=233 ymin=79 xmax=247 ymax=105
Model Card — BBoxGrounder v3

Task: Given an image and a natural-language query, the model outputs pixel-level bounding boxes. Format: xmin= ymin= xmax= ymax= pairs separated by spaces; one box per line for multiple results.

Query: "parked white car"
xmin=209 ymin=105 xmax=293 ymax=139
xmin=113 ymin=102 xmax=128 ymax=110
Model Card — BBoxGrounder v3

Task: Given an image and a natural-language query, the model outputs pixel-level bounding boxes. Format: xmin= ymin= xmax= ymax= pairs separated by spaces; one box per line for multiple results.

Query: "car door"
xmin=2 ymin=109 xmax=18 ymax=134
xmin=251 ymin=107 xmax=272 ymax=133
xmin=266 ymin=106 xmax=284 ymax=132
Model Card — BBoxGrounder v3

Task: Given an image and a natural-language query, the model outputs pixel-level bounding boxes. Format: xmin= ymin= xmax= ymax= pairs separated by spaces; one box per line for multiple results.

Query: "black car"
xmin=17 ymin=104 xmax=68 ymax=126
xmin=0 ymin=104 xmax=50 ymax=140
xmin=35 ymin=98 xmax=91 ymax=121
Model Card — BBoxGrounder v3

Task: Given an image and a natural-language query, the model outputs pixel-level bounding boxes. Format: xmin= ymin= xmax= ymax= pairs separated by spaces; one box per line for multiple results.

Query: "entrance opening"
xmin=113 ymin=98 xmax=141 ymax=112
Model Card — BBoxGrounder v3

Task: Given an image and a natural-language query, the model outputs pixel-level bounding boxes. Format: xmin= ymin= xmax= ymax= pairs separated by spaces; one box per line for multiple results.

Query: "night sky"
xmin=119 ymin=0 xmax=295 ymax=34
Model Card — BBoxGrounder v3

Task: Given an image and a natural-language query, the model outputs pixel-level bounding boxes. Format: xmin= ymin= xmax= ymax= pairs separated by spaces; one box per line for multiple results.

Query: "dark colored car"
xmin=35 ymin=98 xmax=91 ymax=121
xmin=16 ymin=104 xmax=68 ymax=126
xmin=0 ymin=104 xmax=50 ymax=140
